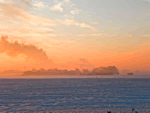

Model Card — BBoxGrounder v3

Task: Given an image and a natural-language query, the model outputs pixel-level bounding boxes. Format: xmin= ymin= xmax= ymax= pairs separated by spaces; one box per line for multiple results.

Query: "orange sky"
xmin=0 ymin=0 xmax=150 ymax=74
xmin=0 ymin=35 xmax=150 ymax=73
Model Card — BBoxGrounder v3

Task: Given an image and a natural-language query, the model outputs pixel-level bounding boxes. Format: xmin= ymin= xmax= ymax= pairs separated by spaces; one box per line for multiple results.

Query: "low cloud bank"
xmin=0 ymin=36 xmax=49 ymax=61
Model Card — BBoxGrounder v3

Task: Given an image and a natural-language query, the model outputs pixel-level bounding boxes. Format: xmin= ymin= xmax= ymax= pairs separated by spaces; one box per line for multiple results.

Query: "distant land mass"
xmin=22 ymin=66 xmax=119 ymax=76
xmin=0 ymin=70 xmax=23 ymax=74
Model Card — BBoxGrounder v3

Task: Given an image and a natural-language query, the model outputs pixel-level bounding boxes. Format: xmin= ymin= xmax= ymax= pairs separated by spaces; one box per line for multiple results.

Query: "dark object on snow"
xmin=132 ymin=108 xmax=135 ymax=111
xmin=107 ymin=111 xmax=111 ymax=113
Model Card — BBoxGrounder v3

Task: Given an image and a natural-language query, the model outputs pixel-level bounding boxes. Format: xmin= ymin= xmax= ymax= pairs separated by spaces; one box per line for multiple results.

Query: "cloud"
xmin=0 ymin=1 xmax=55 ymax=24
xmin=62 ymin=0 xmax=75 ymax=7
xmin=143 ymin=0 xmax=150 ymax=2
xmin=77 ymin=34 xmax=117 ymax=37
xmin=79 ymin=58 xmax=91 ymax=65
xmin=0 ymin=1 xmax=56 ymax=38
xmin=78 ymin=58 xmax=94 ymax=69
xmin=56 ymin=18 xmax=96 ymax=30
xmin=0 ymin=3 xmax=29 ymax=20
xmin=89 ymin=22 xmax=99 ymax=25
xmin=0 ymin=36 xmax=49 ymax=61
xmin=0 ymin=27 xmax=54 ymax=36
xmin=77 ymin=34 xmax=102 ymax=37
xmin=18 ymin=0 xmax=31 ymax=7
xmin=51 ymin=0 xmax=75 ymax=12
xmin=33 ymin=0 xmax=47 ymax=9
xmin=61 ymin=58 xmax=93 ymax=70
xmin=63 ymin=14 xmax=74 ymax=19
xmin=79 ymin=23 xmax=96 ymax=30
xmin=1 ymin=2 xmax=55 ymax=24
xmin=51 ymin=2 xmax=63 ymax=12
xmin=0 ymin=0 xmax=5 ymax=2
xmin=141 ymin=35 xmax=150 ymax=37
xmin=70 ymin=8 xmax=81 ymax=15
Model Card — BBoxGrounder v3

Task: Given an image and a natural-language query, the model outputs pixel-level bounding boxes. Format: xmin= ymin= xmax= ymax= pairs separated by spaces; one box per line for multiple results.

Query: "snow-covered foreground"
xmin=0 ymin=78 xmax=150 ymax=112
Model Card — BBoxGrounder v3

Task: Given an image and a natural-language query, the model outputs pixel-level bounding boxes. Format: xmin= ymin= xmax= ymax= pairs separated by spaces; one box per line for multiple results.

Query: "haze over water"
xmin=1 ymin=74 xmax=150 ymax=79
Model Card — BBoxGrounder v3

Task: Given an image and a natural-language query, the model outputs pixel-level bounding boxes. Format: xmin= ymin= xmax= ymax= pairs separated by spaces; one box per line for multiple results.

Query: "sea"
xmin=0 ymin=75 xmax=150 ymax=113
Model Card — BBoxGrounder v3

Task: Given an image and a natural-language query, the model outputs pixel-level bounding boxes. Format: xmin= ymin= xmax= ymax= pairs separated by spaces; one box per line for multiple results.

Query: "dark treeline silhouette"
xmin=23 ymin=66 xmax=119 ymax=76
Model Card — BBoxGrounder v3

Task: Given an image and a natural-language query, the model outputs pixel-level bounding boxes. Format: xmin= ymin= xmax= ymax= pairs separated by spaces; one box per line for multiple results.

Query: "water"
xmin=0 ymin=78 xmax=150 ymax=113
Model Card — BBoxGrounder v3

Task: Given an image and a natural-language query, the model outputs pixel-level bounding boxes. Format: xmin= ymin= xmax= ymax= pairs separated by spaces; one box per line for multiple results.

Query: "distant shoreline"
xmin=22 ymin=66 xmax=119 ymax=76
xmin=22 ymin=73 xmax=115 ymax=76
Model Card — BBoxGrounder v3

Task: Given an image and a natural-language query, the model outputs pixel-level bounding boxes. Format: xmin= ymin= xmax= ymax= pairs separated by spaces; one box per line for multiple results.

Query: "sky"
xmin=0 ymin=0 xmax=150 ymax=73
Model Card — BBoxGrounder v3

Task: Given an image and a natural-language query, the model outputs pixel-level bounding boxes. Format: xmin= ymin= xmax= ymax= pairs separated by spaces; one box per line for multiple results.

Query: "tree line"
xmin=23 ymin=66 xmax=119 ymax=76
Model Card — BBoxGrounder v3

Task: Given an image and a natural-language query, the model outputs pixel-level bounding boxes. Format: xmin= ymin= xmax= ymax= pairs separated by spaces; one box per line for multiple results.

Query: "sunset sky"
xmin=0 ymin=0 xmax=150 ymax=72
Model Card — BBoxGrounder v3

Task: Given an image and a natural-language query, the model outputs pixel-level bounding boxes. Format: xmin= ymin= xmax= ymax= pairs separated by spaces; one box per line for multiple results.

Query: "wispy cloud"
xmin=51 ymin=2 xmax=63 ymax=12
xmin=33 ymin=0 xmax=48 ymax=9
xmin=51 ymin=0 xmax=75 ymax=12
xmin=62 ymin=58 xmax=93 ymax=69
xmin=63 ymin=14 xmax=74 ymax=19
xmin=0 ymin=1 xmax=55 ymax=24
xmin=0 ymin=1 xmax=56 ymax=38
xmin=63 ymin=0 xmax=71 ymax=4
xmin=77 ymin=34 xmax=102 ymax=37
xmin=143 ymin=0 xmax=150 ymax=3
xmin=56 ymin=18 xmax=96 ymax=30
xmin=77 ymin=34 xmax=117 ymax=37
xmin=70 ymin=8 xmax=81 ymax=15
xmin=141 ymin=34 xmax=150 ymax=37
xmin=89 ymin=22 xmax=99 ymax=25
xmin=0 ymin=27 xmax=54 ymax=37
xmin=0 ymin=0 xmax=98 ymax=40
xmin=19 ymin=0 xmax=31 ymax=7
xmin=63 ymin=0 xmax=75 ymax=7
xmin=0 ymin=0 xmax=5 ymax=2
xmin=50 ymin=0 xmax=92 ymax=31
